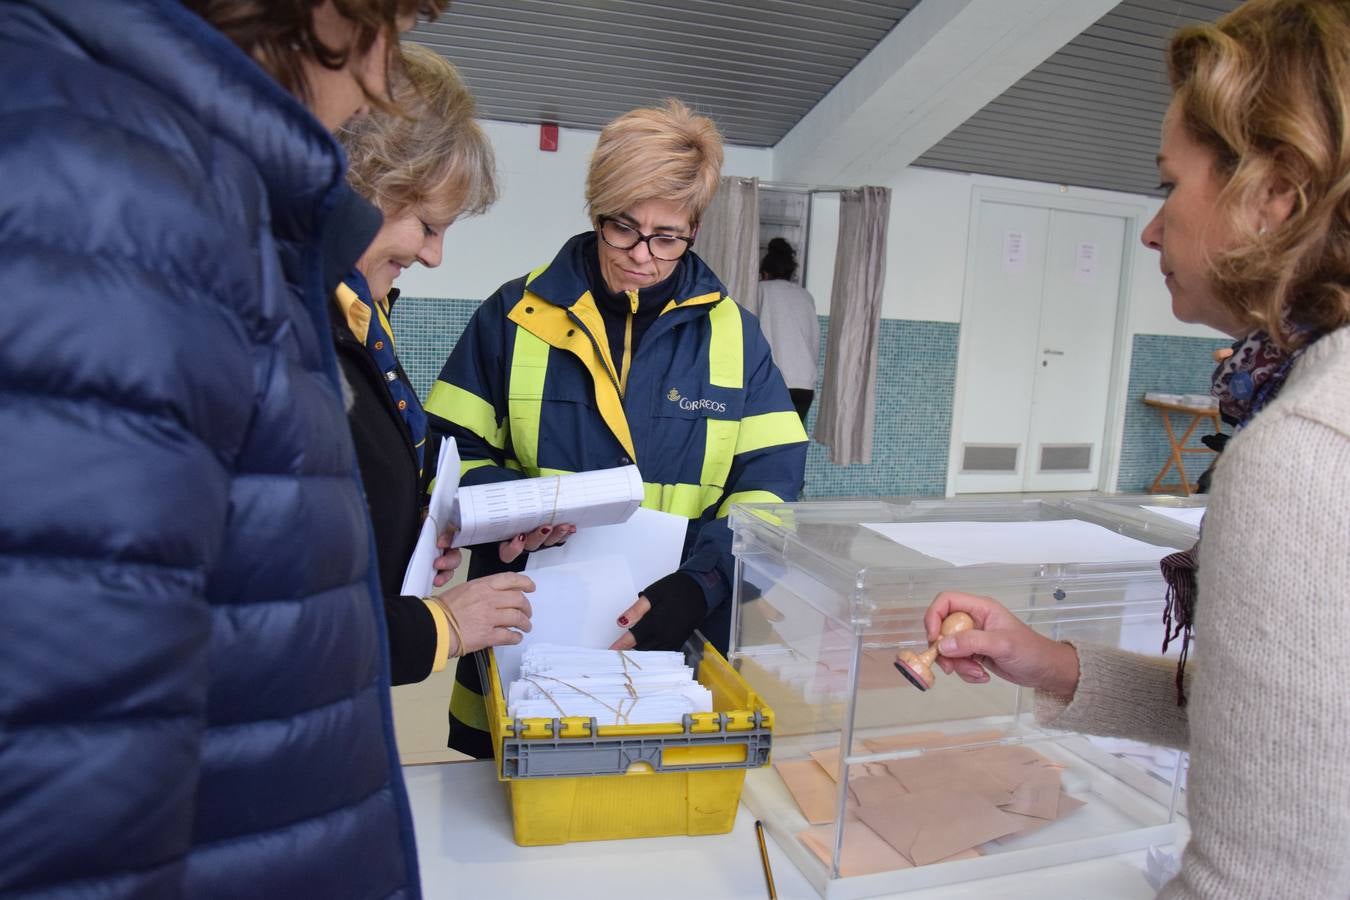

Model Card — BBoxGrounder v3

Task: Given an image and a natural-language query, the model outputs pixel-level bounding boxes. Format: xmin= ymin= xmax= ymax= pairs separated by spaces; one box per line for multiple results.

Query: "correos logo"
xmin=666 ymin=388 xmax=726 ymax=414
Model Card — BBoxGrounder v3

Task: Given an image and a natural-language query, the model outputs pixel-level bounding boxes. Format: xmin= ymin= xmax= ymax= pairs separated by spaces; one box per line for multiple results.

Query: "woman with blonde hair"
xmin=427 ymin=99 xmax=808 ymax=756
xmin=912 ymin=0 xmax=1350 ymax=895
xmin=336 ymin=44 xmax=535 ymax=686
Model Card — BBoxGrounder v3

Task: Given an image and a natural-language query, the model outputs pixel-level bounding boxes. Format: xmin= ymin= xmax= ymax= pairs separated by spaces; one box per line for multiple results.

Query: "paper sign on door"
xmin=1002 ymin=231 xmax=1027 ymax=273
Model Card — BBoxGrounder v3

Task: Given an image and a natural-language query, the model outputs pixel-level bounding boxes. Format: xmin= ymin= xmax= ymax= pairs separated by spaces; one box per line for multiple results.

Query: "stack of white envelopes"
xmin=507 ymin=644 xmax=713 ymax=726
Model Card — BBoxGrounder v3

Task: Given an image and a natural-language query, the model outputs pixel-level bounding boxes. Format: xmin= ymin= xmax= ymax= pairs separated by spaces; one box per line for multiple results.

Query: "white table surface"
xmin=405 ymin=761 xmax=1165 ymax=900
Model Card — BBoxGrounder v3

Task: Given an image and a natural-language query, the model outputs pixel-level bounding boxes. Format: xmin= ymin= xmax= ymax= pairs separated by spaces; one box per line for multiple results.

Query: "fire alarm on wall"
xmin=539 ymin=122 xmax=558 ymax=152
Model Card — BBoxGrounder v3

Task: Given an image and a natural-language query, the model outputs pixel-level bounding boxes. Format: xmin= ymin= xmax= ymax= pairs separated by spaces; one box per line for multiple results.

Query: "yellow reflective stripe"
xmin=702 ymin=417 xmax=737 ymax=490
xmin=707 ymin=299 xmax=743 ymax=389
xmin=524 ymin=263 xmax=549 ymax=287
xmin=642 ymin=482 xmax=722 ymax=520
xmin=425 ymin=380 xmax=506 ymax=450
xmin=508 ymin=329 xmax=549 ymax=475
xmin=449 ymin=681 xmax=489 ymax=733
xmin=538 ymin=467 xmax=574 ymax=477
xmin=506 ymin=294 xmax=636 ymax=463
xmin=735 ymin=410 xmax=808 ymax=455
xmin=716 ymin=490 xmax=786 ymax=519
xmin=504 ymin=459 xmax=523 ymax=472
xmin=460 ymin=459 xmax=493 ymax=475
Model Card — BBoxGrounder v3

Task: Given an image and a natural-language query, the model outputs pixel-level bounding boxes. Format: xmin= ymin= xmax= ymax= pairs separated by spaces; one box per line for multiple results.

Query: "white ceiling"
xmin=409 ymin=0 xmax=1241 ymax=196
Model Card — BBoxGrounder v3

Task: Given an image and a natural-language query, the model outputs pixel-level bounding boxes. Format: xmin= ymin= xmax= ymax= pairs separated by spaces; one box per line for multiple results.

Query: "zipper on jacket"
xmin=567 ymin=309 xmax=628 ymax=401
xmin=619 ymin=289 xmax=639 ymax=396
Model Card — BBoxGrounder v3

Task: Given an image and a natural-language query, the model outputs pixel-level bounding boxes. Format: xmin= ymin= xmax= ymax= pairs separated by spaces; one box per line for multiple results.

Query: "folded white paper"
xmin=862 ymin=519 xmax=1171 ymax=567
xmin=507 ymin=643 xmax=712 ymax=725
xmin=452 ymin=465 xmax=644 ymax=548
xmin=1141 ymin=505 xmax=1206 ymax=530
xmin=491 ymin=558 xmax=635 ymax=688
xmin=526 ymin=505 xmax=687 ymax=592
xmin=400 ymin=437 xmax=460 ymax=598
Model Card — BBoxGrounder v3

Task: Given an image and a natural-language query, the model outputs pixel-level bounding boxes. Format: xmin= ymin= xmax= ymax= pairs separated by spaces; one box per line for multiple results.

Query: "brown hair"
xmin=181 ymin=0 xmax=448 ymax=108
xmin=585 ymin=99 xmax=724 ymax=229
xmin=339 ymin=44 xmax=497 ymax=221
xmin=1167 ymin=0 xmax=1350 ymax=346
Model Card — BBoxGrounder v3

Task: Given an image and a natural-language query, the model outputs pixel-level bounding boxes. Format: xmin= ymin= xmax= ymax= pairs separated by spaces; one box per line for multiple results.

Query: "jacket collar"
xmin=526 ymin=232 xmax=728 ymax=311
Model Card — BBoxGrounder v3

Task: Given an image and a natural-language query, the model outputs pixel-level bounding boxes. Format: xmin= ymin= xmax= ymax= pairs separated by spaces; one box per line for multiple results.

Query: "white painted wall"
xmin=395 ymin=117 xmax=1221 ymax=348
xmin=394 ymin=119 xmax=774 ymax=301
xmin=801 ymin=165 xmax=1223 ymax=340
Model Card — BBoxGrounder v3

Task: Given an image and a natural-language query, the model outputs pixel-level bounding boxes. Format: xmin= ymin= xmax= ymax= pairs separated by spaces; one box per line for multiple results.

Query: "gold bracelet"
xmin=430 ymin=595 xmax=466 ymax=658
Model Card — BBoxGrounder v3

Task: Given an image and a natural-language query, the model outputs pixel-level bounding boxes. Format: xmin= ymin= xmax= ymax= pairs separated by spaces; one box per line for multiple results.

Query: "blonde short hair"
xmin=1168 ymin=0 xmax=1350 ymax=347
xmin=585 ymin=99 xmax=723 ymax=229
xmin=339 ymin=44 xmax=497 ymax=221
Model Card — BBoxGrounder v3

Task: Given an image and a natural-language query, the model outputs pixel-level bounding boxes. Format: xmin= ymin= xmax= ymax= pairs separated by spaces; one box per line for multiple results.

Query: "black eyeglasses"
xmin=598 ymin=216 xmax=695 ymax=261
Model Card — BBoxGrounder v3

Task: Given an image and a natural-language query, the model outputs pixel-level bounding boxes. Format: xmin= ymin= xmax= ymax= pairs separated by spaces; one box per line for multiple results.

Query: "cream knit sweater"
xmin=1039 ymin=324 xmax=1350 ymax=898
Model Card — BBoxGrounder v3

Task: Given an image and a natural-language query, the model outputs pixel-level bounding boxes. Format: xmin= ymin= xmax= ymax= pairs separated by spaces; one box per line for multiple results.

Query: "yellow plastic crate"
xmin=484 ymin=637 xmax=774 ymax=846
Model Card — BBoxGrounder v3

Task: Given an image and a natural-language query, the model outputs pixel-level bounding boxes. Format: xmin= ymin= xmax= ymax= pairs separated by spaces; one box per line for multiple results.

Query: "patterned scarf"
xmin=1159 ymin=330 xmax=1309 ymax=705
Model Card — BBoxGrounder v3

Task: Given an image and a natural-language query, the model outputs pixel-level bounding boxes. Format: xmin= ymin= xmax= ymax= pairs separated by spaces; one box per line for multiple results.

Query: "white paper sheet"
xmin=1141 ymin=505 xmax=1206 ymax=530
xmin=452 ymin=466 xmax=644 ymax=548
xmin=491 ymin=558 xmax=636 ymax=687
xmin=1002 ymin=230 xmax=1027 ymax=273
xmin=507 ymin=643 xmax=711 ymax=725
xmin=861 ymin=520 xmax=1171 ymax=567
xmin=399 ymin=438 xmax=460 ymax=598
xmin=525 ymin=506 xmax=687 ymax=592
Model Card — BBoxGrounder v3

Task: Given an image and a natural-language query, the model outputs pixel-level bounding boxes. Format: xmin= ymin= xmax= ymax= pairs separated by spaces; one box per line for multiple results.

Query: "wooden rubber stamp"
xmin=894 ymin=612 xmax=975 ymax=691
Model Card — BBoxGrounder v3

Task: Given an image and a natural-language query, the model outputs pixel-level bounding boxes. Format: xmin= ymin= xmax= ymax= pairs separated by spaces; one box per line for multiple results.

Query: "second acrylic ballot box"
xmin=728 ymin=498 xmax=1190 ymax=898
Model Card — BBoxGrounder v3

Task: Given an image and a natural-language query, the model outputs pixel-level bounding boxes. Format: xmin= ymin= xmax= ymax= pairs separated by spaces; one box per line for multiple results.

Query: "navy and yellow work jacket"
xmin=426 ymin=232 xmax=808 ymax=648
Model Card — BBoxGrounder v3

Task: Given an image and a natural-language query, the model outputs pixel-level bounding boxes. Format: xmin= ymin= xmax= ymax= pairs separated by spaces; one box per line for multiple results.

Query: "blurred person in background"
xmin=756 ymin=237 xmax=820 ymax=424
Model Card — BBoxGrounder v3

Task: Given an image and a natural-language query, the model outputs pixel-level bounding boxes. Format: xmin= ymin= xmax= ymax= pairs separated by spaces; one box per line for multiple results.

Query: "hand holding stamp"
xmin=895 ymin=612 xmax=975 ymax=691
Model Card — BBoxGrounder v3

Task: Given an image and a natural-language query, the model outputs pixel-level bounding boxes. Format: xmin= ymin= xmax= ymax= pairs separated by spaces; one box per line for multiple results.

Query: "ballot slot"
xmin=727 ymin=498 xmax=1190 ymax=898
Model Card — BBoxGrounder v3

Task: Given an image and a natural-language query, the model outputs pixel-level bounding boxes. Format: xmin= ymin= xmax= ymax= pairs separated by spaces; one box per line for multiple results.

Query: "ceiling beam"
xmin=772 ymin=0 xmax=1120 ymax=185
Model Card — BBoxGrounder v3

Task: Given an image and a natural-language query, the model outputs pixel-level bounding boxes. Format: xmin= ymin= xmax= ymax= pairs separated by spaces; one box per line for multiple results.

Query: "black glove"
xmin=629 ymin=572 xmax=707 ymax=651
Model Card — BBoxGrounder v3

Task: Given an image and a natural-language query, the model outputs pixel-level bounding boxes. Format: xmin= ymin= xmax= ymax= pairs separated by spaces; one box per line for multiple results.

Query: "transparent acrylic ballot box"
xmin=727 ymin=499 xmax=1190 ymax=898
xmin=1061 ymin=494 xmax=1207 ymax=542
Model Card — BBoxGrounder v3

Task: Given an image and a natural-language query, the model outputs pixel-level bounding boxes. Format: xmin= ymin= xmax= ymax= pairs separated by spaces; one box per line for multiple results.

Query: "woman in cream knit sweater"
xmin=919 ymin=1 xmax=1350 ymax=896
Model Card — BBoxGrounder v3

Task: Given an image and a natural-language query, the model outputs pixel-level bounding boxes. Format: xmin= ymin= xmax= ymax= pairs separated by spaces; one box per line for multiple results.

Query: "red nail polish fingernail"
xmin=618 ymin=616 xmax=629 ymax=626
xmin=540 ymin=526 xmax=551 ymax=534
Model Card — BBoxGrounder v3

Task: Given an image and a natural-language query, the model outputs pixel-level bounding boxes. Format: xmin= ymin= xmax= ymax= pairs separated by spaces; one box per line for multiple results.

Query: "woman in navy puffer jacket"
xmin=0 ymin=1 xmax=440 ymax=896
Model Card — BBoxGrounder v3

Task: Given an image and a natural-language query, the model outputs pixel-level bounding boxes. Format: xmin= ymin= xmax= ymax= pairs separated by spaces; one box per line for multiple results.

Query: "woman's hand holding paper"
xmin=498 ymin=523 xmax=576 ymax=564
xmin=438 ymin=572 xmax=537 ymax=654
xmin=430 ymin=526 xmax=464 ymax=588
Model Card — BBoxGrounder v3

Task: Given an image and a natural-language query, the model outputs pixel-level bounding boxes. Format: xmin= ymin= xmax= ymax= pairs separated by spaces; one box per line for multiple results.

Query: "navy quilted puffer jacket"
xmin=0 ymin=1 xmax=419 ymax=896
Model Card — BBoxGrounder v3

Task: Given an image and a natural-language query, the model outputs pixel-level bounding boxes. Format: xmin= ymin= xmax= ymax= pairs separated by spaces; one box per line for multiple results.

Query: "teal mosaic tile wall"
xmin=388 ymin=300 xmax=1220 ymax=497
xmin=802 ymin=317 xmax=958 ymax=498
xmin=389 ymin=297 xmax=477 ymax=398
xmin=390 ymin=298 xmax=959 ymax=498
xmin=1117 ymin=332 xmax=1231 ymax=492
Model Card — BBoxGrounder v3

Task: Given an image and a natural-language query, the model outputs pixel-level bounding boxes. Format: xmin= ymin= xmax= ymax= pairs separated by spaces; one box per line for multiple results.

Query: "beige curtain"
xmin=696 ymin=176 xmax=760 ymax=313
xmin=813 ymin=186 xmax=891 ymax=465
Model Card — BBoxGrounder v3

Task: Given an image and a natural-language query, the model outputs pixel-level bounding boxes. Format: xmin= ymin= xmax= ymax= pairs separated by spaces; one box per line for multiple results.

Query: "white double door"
xmin=954 ymin=200 xmax=1127 ymax=493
